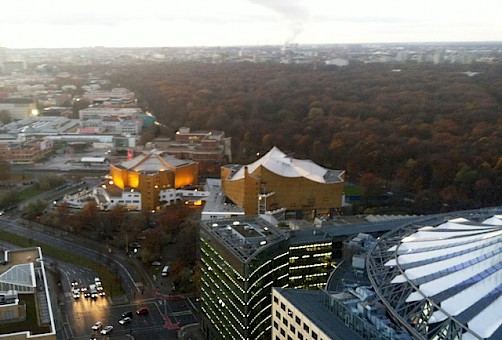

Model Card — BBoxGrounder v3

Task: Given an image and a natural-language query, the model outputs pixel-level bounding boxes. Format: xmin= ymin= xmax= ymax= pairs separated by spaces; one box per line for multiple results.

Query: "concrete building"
xmin=82 ymin=87 xmax=136 ymax=105
xmin=221 ymin=147 xmax=345 ymax=219
xmin=0 ymin=247 xmax=56 ymax=340
xmin=0 ymin=102 xmax=36 ymax=121
xmin=153 ymin=127 xmax=232 ymax=177
xmin=0 ymin=139 xmax=53 ymax=164
xmin=79 ymin=107 xmax=142 ymax=122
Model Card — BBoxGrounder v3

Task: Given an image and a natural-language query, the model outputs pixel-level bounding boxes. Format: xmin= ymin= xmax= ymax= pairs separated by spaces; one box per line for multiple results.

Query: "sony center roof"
xmin=368 ymin=214 xmax=502 ymax=339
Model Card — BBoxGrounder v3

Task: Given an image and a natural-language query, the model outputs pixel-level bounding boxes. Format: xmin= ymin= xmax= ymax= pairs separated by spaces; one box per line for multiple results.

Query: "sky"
xmin=0 ymin=0 xmax=501 ymax=49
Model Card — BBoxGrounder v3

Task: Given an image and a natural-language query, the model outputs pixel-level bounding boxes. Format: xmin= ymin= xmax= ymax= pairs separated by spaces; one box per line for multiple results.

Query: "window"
xmin=290 ymin=325 xmax=295 ymax=333
xmin=296 ymin=316 xmax=301 ymax=325
xmin=312 ymin=331 xmax=318 ymax=340
xmin=281 ymin=302 xmax=286 ymax=311
xmin=274 ymin=321 xmax=278 ymax=330
xmin=276 ymin=311 xmax=281 ymax=318
xmin=280 ymin=328 xmax=285 ymax=336
xmin=288 ymin=308 xmax=293 ymax=317
xmin=274 ymin=296 xmax=278 ymax=304
xmin=298 ymin=333 xmax=304 ymax=340
xmin=4 ymin=310 xmax=14 ymax=320
xmin=282 ymin=317 xmax=288 ymax=326
xmin=287 ymin=336 xmax=293 ymax=340
xmin=303 ymin=324 xmax=309 ymax=332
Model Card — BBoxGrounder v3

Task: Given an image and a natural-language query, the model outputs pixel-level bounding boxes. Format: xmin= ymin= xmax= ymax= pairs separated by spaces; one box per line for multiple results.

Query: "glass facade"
xmin=200 ymin=218 xmax=334 ymax=340
xmin=0 ymin=263 xmax=35 ymax=293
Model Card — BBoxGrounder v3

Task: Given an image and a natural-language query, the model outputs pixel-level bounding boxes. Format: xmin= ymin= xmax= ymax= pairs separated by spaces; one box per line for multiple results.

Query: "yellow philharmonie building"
xmin=107 ymin=149 xmax=198 ymax=211
xmin=221 ymin=147 xmax=345 ymax=218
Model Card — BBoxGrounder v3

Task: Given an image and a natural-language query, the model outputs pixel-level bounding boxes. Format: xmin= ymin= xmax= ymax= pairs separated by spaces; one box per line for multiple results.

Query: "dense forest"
xmin=107 ymin=61 xmax=502 ymax=214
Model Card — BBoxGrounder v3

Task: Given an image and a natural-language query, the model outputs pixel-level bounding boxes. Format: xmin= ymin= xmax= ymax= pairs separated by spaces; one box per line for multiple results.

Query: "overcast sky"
xmin=1 ymin=0 xmax=500 ymax=48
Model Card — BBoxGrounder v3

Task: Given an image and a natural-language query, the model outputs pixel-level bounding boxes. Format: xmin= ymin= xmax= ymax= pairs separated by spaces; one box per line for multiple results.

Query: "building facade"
xmin=106 ymin=149 xmax=198 ymax=211
xmin=0 ymin=102 xmax=36 ymax=121
xmin=270 ymin=208 xmax=502 ymax=340
xmin=221 ymin=147 xmax=344 ymax=219
xmin=199 ymin=217 xmax=334 ymax=340
xmin=153 ymin=127 xmax=232 ymax=177
xmin=0 ymin=139 xmax=53 ymax=164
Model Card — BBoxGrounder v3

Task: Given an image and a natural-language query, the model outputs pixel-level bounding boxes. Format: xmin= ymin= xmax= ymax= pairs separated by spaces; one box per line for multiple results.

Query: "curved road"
xmin=0 ymin=216 xmax=155 ymax=295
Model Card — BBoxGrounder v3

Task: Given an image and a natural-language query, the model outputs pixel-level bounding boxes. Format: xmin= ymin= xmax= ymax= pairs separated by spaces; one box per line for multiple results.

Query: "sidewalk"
xmin=178 ymin=323 xmax=205 ymax=340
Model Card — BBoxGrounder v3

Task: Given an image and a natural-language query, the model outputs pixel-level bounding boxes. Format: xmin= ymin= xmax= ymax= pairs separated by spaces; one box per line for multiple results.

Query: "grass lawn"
xmin=18 ymin=185 xmax=45 ymax=200
xmin=344 ymin=184 xmax=362 ymax=196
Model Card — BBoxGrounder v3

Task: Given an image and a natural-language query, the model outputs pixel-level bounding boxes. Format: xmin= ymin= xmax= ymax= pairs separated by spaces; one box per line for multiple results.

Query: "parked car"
xmin=119 ymin=316 xmax=132 ymax=325
xmin=121 ymin=311 xmax=133 ymax=318
xmin=100 ymin=325 xmax=113 ymax=335
xmin=136 ymin=307 xmax=149 ymax=315
xmin=91 ymin=321 xmax=103 ymax=331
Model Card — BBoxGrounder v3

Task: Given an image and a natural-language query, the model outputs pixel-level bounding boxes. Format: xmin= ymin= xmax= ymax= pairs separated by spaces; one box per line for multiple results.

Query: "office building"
xmin=153 ymin=127 xmax=232 ymax=177
xmin=199 ymin=216 xmax=335 ymax=339
xmin=0 ymin=139 xmax=53 ymax=164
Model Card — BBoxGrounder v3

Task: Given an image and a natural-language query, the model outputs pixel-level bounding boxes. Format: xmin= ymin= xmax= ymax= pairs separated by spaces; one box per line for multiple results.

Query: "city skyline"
xmin=1 ymin=0 xmax=501 ymax=49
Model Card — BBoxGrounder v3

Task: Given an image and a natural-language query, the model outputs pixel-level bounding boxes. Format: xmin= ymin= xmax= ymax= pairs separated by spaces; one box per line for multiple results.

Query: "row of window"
xmin=110 ymin=200 xmax=140 ymax=203
xmin=273 ymin=295 xmax=320 ymax=340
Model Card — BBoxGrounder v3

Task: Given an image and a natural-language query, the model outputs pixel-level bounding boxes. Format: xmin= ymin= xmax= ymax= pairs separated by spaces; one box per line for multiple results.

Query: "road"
xmin=1 ymin=217 xmax=146 ymax=293
xmin=0 ymin=215 xmax=180 ymax=339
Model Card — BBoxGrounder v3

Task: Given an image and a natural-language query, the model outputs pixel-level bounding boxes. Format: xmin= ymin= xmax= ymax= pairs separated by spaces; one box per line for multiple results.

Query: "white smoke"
xmin=248 ymin=0 xmax=310 ymax=44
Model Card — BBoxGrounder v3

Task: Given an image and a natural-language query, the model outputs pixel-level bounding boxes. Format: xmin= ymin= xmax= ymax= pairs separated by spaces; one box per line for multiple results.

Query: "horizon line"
xmin=3 ymin=40 xmax=502 ymax=50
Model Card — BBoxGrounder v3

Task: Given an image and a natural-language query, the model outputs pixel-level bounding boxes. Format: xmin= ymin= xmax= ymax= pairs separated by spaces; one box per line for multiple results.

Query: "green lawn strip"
xmin=0 ymin=230 xmax=124 ymax=296
xmin=18 ymin=185 xmax=45 ymax=200
xmin=344 ymin=184 xmax=362 ymax=196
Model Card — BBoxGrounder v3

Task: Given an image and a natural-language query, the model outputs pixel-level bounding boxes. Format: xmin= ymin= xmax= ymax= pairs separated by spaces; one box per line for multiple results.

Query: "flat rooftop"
xmin=201 ymin=217 xmax=285 ymax=262
xmin=274 ymin=288 xmax=364 ymax=340
xmin=200 ymin=178 xmax=244 ymax=220
xmin=1 ymin=248 xmax=40 ymax=271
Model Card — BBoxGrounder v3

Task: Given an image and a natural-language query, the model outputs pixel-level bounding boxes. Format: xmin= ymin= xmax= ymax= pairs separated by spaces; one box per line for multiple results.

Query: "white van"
xmin=161 ymin=265 xmax=169 ymax=277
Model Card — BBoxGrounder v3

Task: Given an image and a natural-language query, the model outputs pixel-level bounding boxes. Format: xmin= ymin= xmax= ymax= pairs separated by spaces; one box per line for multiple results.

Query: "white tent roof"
xmin=227 ymin=146 xmax=343 ymax=184
xmin=387 ymin=216 xmax=502 ymax=339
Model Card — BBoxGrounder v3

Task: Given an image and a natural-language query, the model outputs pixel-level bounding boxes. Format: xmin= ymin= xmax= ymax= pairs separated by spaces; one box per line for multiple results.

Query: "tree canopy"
xmin=108 ymin=61 xmax=502 ymax=213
